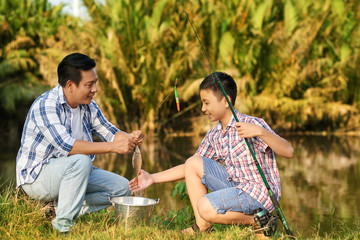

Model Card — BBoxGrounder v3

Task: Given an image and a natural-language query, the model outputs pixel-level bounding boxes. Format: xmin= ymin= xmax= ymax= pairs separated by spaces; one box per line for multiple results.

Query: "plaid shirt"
xmin=16 ymin=85 xmax=120 ymax=187
xmin=196 ymin=110 xmax=281 ymax=212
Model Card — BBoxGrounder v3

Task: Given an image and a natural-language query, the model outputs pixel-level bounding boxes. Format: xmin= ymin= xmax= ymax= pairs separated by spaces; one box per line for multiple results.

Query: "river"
xmin=1 ymin=134 xmax=359 ymax=237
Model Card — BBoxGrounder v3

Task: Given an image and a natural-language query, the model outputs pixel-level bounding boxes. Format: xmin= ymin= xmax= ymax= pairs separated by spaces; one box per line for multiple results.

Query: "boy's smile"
xmin=200 ymin=89 xmax=233 ymax=128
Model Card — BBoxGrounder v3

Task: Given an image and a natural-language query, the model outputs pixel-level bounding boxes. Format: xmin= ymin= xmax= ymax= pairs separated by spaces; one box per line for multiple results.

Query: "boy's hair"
xmin=199 ymin=72 xmax=237 ymax=105
xmin=57 ymin=53 xmax=96 ymax=87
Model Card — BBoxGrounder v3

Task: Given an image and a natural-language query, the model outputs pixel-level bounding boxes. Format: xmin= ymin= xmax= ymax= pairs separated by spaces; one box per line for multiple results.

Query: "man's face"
xmin=71 ymin=68 xmax=98 ymax=106
xmin=200 ymin=89 xmax=227 ymax=122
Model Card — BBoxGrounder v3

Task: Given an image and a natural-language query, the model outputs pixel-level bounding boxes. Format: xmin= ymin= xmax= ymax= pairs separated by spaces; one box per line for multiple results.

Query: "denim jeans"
xmin=201 ymin=157 xmax=267 ymax=215
xmin=21 ymin=154 xmax=131 ymax=232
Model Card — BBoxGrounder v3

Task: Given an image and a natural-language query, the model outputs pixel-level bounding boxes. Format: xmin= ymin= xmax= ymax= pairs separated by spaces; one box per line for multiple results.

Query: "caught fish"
xmin=132 ymin=146 xmax=144 ymax=197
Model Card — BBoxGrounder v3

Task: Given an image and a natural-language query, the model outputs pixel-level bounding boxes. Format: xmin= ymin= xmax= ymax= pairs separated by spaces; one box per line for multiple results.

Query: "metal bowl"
xmin=110 ymin=196 xmax=160 ymax=229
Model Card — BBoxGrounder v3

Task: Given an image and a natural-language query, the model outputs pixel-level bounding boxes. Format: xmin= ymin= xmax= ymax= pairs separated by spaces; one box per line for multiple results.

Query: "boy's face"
xmin=200 ymin=89 xmax=228 ymax=122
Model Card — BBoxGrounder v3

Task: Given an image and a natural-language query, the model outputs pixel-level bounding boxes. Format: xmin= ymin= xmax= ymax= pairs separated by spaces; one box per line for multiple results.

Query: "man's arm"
xmin=236 ymin=122 xmax=294 ymax=158
xmin=69 ymin=136 xmax=137 ymax=155
xmin=69 ymin=130 xmax=144 ymax=155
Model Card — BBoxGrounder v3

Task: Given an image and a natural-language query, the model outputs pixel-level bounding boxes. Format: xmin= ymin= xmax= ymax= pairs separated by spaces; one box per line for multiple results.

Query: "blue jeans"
xmin=201 ymin=157 xmax=267 ymax=215
xmin=21 ymin=154 xmax=131 ymax=232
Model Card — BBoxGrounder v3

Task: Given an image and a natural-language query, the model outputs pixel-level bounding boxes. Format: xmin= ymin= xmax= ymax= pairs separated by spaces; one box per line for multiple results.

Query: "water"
xmin=1 ymin=135 xmax=360 ymax=237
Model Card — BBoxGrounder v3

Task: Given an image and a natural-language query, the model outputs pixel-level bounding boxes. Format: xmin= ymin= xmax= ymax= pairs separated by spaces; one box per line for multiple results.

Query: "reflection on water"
xmin=277 ymin=135 xmax=360 ymax=236
xmin=1 ymin=135 xmax=359 ymax=236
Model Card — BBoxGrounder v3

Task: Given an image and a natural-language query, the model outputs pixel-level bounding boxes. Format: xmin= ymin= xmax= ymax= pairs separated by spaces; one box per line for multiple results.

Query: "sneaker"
xmin=253 ymin=208 xmax=278 ymax=237
xmin=41 ymin=201 xmax=56 ymax=220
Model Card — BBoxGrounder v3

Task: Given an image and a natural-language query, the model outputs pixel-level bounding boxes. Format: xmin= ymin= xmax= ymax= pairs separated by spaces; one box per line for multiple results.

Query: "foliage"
xmin=0 ymin=0 xmax=68 ymax=112
xmin=167 ymin=182 xmax=194 ymax=228
xmin=180 ymin=0 xmax=360 ymax=131
xmin=81 ymin=0 xmax=203 ymax=133
xmin=0 ymin=0 xmax=74 ymax=149
xmin=1 ymin=182 xmax=359 ymax=239
xmin=0 ymin=0 xmax=359 ymax=144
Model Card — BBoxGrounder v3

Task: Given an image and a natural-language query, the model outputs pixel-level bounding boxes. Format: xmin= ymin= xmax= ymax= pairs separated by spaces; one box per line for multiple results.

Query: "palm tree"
xmin=249 ymin=0 xmax=360 ymax=131
xmin=82 ymin=0 xmax=202 ymax=134
xmin=181 ymin=0 xmax=360 ymax=132
xmin=0 ymin=0 xmax=68 ymax=148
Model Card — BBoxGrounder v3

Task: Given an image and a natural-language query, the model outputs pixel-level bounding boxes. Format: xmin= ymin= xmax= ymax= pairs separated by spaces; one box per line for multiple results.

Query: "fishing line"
xmin=152 ymin=77 xmax=184 ymax=117
xmin=174 ymin=78 xmax=180 ymax=112
xmin=183 ymin=10 xmax=294 ymax=238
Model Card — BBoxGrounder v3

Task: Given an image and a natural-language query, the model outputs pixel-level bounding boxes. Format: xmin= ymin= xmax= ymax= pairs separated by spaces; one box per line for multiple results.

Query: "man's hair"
xmin=199 ymin=72 xmax=237 ymax=105
xmin=57 ymin=53 xmax=96 ymax=87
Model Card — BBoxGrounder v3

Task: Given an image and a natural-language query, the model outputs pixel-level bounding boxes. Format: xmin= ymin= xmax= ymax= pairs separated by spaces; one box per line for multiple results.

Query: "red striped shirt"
xmin=196 ymin=110 xmax=281 ymax=212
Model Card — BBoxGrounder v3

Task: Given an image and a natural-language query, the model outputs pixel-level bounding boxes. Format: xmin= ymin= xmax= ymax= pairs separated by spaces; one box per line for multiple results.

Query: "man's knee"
xmin=197 ymin=196 xmax=217 ymax=221
xmin=108 ymin=174 xmax=131 ymax=197
xmin=72 ymin=154 xmax=93 ymax=175
xmin=123 ymin=186 xmax=132 ymax=196
xmin=115 ymin=179 xmax=131 ymax=196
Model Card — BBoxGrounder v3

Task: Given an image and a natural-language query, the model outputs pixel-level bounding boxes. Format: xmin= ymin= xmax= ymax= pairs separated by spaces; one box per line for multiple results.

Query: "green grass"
xmin=0 ymin=185 xmax=359 ymax=240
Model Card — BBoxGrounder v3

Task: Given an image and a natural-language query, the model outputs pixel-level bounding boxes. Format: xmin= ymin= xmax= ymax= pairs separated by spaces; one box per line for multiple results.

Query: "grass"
xmin=0 ymin=184 xmax=359 ymax=240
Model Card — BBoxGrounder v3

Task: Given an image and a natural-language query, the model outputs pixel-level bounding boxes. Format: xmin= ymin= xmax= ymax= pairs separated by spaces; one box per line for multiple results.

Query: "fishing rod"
xmin=183 ymin=11 xmax=294 ymax=238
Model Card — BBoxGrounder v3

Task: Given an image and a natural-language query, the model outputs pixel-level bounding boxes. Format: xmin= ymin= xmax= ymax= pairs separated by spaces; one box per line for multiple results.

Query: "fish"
xmin=132 ymin=146 xmax=144 ymax=197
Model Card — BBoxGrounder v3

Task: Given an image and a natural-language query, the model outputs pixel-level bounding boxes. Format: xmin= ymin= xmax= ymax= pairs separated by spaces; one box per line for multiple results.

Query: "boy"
xmin=129 ymin=72 xmax=293 ymax=236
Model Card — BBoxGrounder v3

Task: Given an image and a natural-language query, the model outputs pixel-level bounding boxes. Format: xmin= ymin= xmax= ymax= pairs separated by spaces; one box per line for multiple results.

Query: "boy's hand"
xmin=128 ymin=170 xmax=154 ymax=191
xmin=235 ymin=122 xmax=264 ymax=138
xmin=130 ymin=130 xmax=144 ymax=145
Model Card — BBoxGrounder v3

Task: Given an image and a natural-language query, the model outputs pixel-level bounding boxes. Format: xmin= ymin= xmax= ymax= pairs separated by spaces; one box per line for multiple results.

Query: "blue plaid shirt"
xmin=16 ymin=85 xmax=120 ymax=187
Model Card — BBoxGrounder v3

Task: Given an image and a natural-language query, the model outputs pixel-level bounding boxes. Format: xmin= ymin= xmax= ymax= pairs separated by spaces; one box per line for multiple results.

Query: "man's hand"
xmin=128 ymin=170 xmax=154 ymax=192
xmin=112 ymin=136 xmax=137 ymax=154
xmin=235 ymin=122 xmax=264 ymax=138
xmin=130 ymin=130 xmax=144 ymax=145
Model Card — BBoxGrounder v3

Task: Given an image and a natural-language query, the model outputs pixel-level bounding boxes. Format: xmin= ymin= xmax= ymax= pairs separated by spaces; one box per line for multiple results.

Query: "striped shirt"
xmin=16 ymin=85 xmax=120 ymax=187
xmin=196 ymin=110 xmax=281 ymax=212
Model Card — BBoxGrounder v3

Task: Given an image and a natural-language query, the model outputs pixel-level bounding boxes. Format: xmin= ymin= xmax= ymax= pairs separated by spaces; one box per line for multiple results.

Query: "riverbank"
xmin=1 ymin=185 xmax=359 ymax=240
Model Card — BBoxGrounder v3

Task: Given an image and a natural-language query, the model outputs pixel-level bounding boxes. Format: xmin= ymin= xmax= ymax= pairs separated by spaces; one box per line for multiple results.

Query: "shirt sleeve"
xmin=89 ymin=101 xmax=120 ymax=142
xmin=32 ymin=99 xmax=75 ymax=156
xmin=250 ymin=117 xmax=276 ymax=153
xmin=196 ymin=130 xmax=219 ymax=161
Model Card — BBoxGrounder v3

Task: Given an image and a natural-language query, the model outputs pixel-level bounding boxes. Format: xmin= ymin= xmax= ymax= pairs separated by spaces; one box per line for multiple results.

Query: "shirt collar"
xmin=57 ymin=85 xmax=67 ymax=105
xmin=57 ymin=85 xmax=84 ymax=111
xmin=216 ymin=109 xmax=239 ymax=131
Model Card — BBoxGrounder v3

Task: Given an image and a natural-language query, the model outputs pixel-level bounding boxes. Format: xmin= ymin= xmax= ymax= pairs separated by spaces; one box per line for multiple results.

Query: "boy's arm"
xmin=129 ymin=163 xmax=186 ymax=192
xmin=236 ymin=122 xmax=294 ymax=158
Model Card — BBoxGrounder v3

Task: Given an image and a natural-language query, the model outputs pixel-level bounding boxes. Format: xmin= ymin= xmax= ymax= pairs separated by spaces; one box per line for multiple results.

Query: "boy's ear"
xmin=222 ymin=95 xmax=231 ymax=108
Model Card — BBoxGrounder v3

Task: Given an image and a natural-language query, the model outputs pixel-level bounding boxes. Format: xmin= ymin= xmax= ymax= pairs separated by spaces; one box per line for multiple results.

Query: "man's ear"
xmin=65 ymin=80 xmax=74 ymax=93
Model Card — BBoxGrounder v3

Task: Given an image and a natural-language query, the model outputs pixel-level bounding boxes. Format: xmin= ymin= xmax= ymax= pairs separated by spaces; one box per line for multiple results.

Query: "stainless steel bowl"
xmin=110 ymin=196 xmax=160 ymax=229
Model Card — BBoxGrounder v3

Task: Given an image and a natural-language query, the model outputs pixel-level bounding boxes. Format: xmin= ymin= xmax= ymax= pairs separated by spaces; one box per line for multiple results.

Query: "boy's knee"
xmin=185 ymin=155 xmax=203 ymax=169
xmin=185 ymin=155 xmax=203 ymax=177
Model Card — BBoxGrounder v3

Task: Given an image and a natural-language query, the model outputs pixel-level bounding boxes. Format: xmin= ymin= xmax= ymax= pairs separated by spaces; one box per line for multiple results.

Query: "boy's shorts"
xmin=201 ymin=157 xmax=267 ymax=215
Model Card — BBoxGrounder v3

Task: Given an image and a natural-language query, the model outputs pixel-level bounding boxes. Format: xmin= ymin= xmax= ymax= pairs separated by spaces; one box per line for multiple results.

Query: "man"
xmin=16 ymin=53 xmax=143 ymax=233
